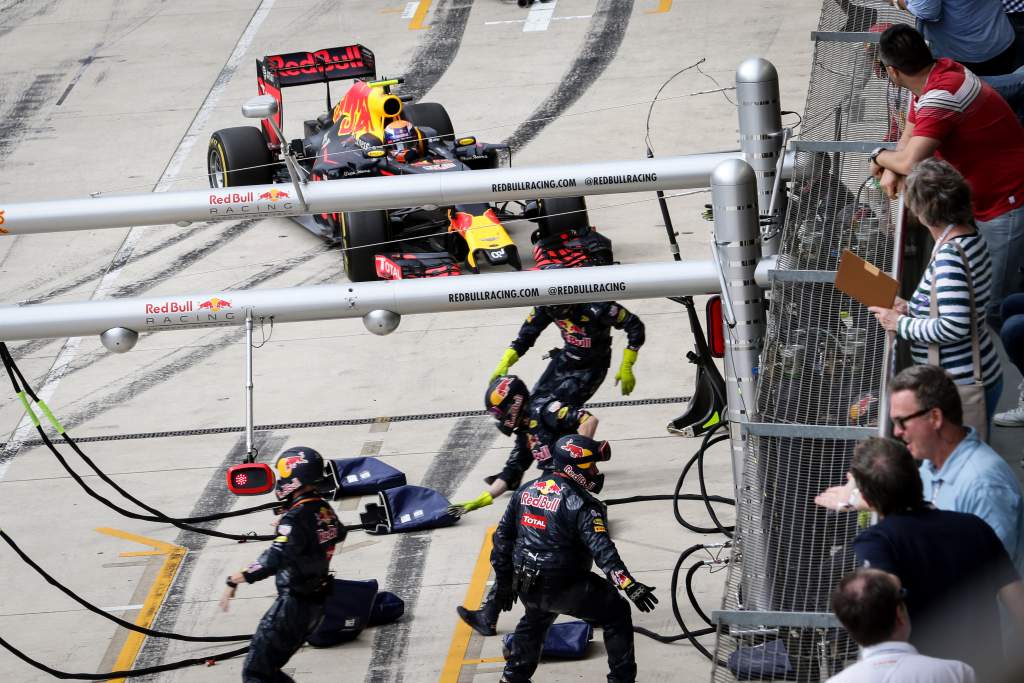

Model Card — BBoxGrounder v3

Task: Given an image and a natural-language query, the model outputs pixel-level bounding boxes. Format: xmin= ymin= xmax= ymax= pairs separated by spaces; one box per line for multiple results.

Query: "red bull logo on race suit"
xmin=556 ymin=319 xmax=591 ymax=348
xmin=276 ymin=453 xmax=308 ymax=478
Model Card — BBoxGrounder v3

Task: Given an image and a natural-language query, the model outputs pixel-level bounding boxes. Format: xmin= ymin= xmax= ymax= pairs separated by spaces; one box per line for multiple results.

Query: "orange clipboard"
xmin=834 ymin=249 xmax=899 ymax=309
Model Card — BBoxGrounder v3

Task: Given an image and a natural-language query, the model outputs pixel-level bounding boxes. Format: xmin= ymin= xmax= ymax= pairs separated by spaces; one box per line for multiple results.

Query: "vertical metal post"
xmin=713 ymin=159 xmax=766 ymax=487
xmin=712 ymin=158 xmax=769 ymax=608
xmin=736 ymin=58 xmax=784 ymax=257
xmin=244 ymin=309 xmax=256 ymax=463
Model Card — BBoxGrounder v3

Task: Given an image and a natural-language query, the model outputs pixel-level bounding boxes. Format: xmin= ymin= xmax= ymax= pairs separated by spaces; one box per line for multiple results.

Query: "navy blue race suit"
xmin=495 ymin=397 xmax=594 ymax=491
xmin=510 ymin=302 xmax=644 ymax=405
xmin=240 ymin=497 xmax=343 ymax=683
xmin=491 ymin=473 xmax=638 ymax=682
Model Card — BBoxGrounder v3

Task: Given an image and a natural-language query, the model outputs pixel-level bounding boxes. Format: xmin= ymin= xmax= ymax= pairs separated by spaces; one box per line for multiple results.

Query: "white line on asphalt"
xmin=523 ymin=0 xmax=557 ymax=32
xmin=402 ymin=1 xmax=419 ymax=19
xmin=0 ymin=0 xmax=277 ymax=479
xmin=102 ymin=604 xmax=145 ymax=612
xmin=484 ymin=14 xmax=591 ymax=27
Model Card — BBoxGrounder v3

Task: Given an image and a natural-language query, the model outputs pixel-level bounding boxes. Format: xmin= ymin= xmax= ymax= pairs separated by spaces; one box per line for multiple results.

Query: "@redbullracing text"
xmin=584 ymin=172 xmax=658 ymax=186
xmin=547 ymin=282 xmax=627 ymax=296
xmin=448 ymin=287 xmax=541 ymax=303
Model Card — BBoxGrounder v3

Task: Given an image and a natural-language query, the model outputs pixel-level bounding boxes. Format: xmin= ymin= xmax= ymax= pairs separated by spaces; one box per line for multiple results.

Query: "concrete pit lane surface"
xmin=0 ymin=1 xmax=820 ymax=680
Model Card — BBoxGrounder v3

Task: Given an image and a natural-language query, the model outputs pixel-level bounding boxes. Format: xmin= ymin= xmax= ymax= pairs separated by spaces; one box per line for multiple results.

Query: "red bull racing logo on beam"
xmin=208 ymin=189 xmax=296 ymax=217
xmin=143 ymin=297 xmax=237 ymax=328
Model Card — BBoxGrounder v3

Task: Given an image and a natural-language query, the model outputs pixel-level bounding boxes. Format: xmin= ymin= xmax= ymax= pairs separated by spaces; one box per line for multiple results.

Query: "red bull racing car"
xmin=206 ymin=44 xmax=611 ymax=281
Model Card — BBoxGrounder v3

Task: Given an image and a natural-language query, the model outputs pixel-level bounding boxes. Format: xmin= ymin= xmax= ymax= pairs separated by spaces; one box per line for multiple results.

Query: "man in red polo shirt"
xmin=870 ymin=24 xmax=1024 ymax=327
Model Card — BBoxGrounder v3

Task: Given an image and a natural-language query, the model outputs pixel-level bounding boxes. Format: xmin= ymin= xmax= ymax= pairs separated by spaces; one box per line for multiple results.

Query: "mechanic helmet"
xmin=552 ymin=434 xmax=611 ymax=494
xmin=485 ymin=375 xmax=529 ymax=436
xmin=274 ymin=446 xmax=327 ymax=501
xmin=383 ymin=120 xmax=424 ymax=155
xmin=538 ymin=263 xmax=576 ymax=318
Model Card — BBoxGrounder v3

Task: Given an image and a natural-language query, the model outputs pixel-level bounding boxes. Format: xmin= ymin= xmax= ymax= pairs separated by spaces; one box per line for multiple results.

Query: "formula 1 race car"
xmin=207 ymin=44 xmax=610 ymax=281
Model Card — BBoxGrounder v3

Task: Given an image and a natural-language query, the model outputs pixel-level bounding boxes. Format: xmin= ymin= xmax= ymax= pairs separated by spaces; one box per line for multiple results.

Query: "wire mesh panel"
xmin=711 ymin=1 xmax=913 ymax=680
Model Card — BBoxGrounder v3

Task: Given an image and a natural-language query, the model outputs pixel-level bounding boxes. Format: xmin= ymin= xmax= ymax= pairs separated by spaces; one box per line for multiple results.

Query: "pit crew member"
xmin=490 ymin=435 xmax=657 ymax=682
xmin=220 ymin=447 xmax=343 ymax=683
xmin=490 ymin=299 xmax=645 ymax=402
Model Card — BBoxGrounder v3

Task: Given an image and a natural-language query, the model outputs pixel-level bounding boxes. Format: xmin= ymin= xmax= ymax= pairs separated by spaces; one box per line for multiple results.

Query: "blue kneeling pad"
xmin=328 ymin=457 xmax=406 ymax=499
xmin=502 ymin=620 xmax=594 ymax=659
xmin=360 ymin=484 xmax=459 ymax=534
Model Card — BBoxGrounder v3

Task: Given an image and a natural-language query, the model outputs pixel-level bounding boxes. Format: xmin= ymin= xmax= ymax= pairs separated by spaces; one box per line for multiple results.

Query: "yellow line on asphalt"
xmin=646 ymin=0 xmax=672 ymax=13
xmin=461 ymin=657 xmax=505 ymax=665
xmin=409 ymin=0 xmax=433 ymax=29
xmin=440 ymin=525 xmax=496 ymax=682
xmin=96 ymin=527 xmax=187 ymax=683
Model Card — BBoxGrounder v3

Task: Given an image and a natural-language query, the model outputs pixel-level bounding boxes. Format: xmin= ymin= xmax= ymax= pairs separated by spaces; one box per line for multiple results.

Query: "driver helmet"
xmin=383 ymin=120 xmax=424 ymax=155
xmin=485 ymin=375 xmax=529 ymax=436
xmin=274 ymin=446 xmax=327 ymax=501
xmin=551 ymin=434 xmax=611 ymax=494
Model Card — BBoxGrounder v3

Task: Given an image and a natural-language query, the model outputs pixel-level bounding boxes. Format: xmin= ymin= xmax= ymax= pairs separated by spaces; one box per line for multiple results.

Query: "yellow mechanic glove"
xmin=489 ymin=348 xmax=520 ymax=383
xmin=614 ymin=348 xmax=638 ymax=396
xmin=447 ymin=491 xmax=494 ymax=518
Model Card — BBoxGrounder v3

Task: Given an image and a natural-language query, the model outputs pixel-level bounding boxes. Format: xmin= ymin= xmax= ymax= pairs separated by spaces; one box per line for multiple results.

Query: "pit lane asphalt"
xmin=0 ymin=1 xmax=822 ymax=680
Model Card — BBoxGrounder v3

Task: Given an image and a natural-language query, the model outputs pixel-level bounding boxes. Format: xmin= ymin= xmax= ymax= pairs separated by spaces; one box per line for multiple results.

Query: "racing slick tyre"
xmin=208 ymin=127 xmax=274 ymax=188
xmin=342 ymin=210 xmax=391 ymax=282
xmin=536 ymin=196 xmax=590 ymax=238
xmin=404 ymin=102 xmax=455 ymax=144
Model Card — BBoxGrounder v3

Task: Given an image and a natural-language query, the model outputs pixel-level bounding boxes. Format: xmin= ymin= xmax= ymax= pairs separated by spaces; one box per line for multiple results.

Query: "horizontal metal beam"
xmin=790 ymin=140 xmax=896 ymax=154
xmin=0 ymin=261 xmax=721 ymax=342
xmin=766 ymin=269 xmax=836 ymax=284
xmin=810 ymin=31 xmax=881 ymax=44
xmin=712 ymin=609 xmax=841 ymax=629
xmin=743 ymin=423 xmax=876 ymax=440
xmin=0 ymin=151 xmax=793 ymax=237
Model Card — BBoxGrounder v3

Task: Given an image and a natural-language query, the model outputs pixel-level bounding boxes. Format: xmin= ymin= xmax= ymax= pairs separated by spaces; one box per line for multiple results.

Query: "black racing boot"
xmin=457 ymin=606 xmax=498 ymax=636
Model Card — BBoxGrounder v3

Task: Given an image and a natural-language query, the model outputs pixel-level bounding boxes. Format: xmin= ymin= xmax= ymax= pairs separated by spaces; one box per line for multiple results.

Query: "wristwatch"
xmin=840 ymin=487 xmax=861 ymax=511
xmin=226 ymin=577 xmax=238 ymax=588
xmin=869 ymin=147 xmax=886 ymax=165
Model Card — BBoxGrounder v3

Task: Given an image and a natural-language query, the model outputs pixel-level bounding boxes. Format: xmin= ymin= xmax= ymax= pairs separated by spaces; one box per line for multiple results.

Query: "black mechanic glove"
xmin=494 ymin=579 xmax=518 ymax=612
xmin=625 ymin=581 xmax=658 ymax=613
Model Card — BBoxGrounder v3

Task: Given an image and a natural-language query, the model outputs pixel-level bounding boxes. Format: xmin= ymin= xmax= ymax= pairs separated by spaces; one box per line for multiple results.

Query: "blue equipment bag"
xmin=328 ymin=457 xmax=407 ymax=499
xmin=369 ymin=590 xmax=405 ymax=626
xmin=502 ymin=620 xmax=593 ymax=659
xmin=360 ymin=484 xmax=459 ymax=534
xmin=726 ymin=639 xmax=795 ymax=680
xmin=306 ymin=578 xmax=378 ymax=647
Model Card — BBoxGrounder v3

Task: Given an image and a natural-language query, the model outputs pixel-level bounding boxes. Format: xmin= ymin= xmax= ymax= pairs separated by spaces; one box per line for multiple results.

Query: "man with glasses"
xmin=817 ymin=365 xmax=1024 ymax=576
xmin=834 ymin=438 xmax=1024 ymax=679
xmin=828 ymin=568 xmax=975 ymax=682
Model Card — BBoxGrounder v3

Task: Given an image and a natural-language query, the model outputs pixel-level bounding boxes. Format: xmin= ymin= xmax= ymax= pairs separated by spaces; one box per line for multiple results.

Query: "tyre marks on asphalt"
xmin=502 ymin=0 xmax=635 ymax=152
xmin=365 ymin=416 xmax=498 ymax=683
xmin=396 ymin=0 xmax=474 ymax=102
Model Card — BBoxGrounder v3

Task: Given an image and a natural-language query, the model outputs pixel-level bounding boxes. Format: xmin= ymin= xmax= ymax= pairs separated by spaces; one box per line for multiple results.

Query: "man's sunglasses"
xmin=892 ymin=407 xmax=930 ymax=430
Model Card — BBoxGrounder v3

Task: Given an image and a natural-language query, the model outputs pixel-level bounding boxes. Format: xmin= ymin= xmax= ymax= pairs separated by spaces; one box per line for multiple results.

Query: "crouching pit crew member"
xmin=453 ymin=375 xmax=599 ymax=635
xmin=219 ymin=447 xmax=343 ymax=683
xmin=489 ymin=434 xmax=657 ymax=682
xmin=489 ymin=297 xmax=646 ymax=402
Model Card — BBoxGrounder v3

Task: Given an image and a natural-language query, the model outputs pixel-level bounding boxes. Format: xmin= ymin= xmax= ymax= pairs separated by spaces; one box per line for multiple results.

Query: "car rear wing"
xmin=256 ymin=44 xmax=377 ymax=150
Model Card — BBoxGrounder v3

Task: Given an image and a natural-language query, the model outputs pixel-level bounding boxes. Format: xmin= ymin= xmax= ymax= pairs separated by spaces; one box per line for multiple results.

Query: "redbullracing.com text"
xmin=449 ymin=288 xmax=541 ymax=303
xmin=491 ymin=178 xmax=577 ymax=193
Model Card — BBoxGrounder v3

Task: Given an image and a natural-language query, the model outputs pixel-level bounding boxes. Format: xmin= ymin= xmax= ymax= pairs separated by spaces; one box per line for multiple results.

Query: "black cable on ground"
xmin=686 ymin=560 xmax=712 ymax=626
xmin=0 ymin=529 xmax=251 ymax=642
xmin=604 ymin=493 xmax=733 ymax=506
xmin=0 ymin=344 xmax=275 ymax=542
xmin=0 ymin=632 xmax=248 ymax=680
xmin=696 ymin=426 xmax=734 ymax=538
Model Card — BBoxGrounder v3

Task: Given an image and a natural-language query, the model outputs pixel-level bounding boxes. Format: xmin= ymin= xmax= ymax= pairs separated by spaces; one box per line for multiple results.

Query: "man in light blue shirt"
xmin=816 ymin=366 xmax=1024 ymax=572
xmin=895 ymin=0 xmax=1016 ymax=75
xmin=890 ymin=366 xmax=1024 ymax=572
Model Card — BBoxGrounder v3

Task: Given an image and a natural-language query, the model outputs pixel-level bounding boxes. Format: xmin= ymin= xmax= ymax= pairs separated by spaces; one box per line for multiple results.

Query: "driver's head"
xmin=383 ymin=120 xmax=424 ymax=156
xmin=485 ymin=375 xmax=529 ymax=436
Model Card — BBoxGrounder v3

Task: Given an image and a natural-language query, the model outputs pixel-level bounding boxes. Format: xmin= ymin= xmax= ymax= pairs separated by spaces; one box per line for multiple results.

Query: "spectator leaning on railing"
xmin=827 ymin=568 xmax=975 ymax=683
xmin=868 ymin=159 xmax=1003 ymax=425
xmin=869 ymin=25 xmax=1024 ymax=327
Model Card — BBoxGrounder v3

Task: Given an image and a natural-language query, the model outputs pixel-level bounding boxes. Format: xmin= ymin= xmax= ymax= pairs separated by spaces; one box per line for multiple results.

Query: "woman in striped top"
xmin=868 ymin=159 xmax=1003 ymax=423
